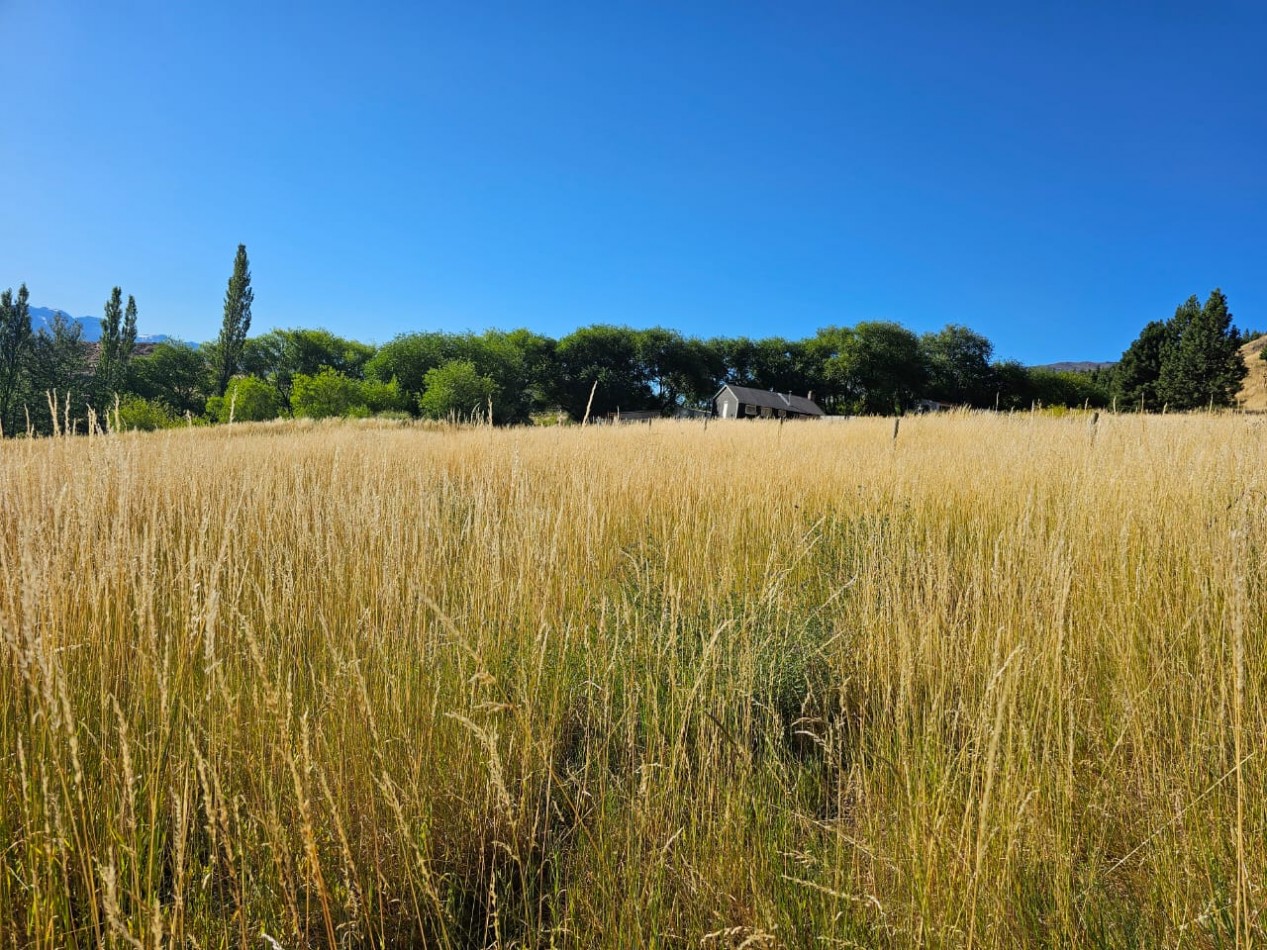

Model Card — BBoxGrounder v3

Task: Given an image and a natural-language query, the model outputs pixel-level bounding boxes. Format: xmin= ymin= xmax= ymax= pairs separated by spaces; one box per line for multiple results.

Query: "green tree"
xmin=752 ymin=337 xmax=817 ymax=395
xmin=215 ymin=244 xmax=254 ymax=395
xmin=291 ymin=368 xmax=369 ymax=419
xmin=468 ymin=330 xmax=543 ymax=423
xmin=242 ymin=327 xmax=375 ymax=402
xmin=1114 ymin=319 xmax=1172 ymax=411
xmin=96 ymin=288 xmax=138 ymax=404
xmin=824 ymin=321 xmax=925 ymax=414
xmin=113 ymin=396 xmax=179 ymax=431
xmin=920 ymin=325 xmax=996 ymax=406
xmin=503 ymin=328 xmax=559 ymax=417
xmin=205 ymin=375 xmax=286 ymax=423
xmin=364 ymin=329 xmax=549 ymax=423
xmin=992 ymin=359 xmax=1035 ymax=410
xmin=552 ymin=325 xmax=651 ymax=419
xmin=22 ymin=312 xmax=91 ymax=435
xmin=1119 ymin=291 xmax=1247 ymax=411
xmin=359 ymin=376 xmax=409 ymax=414
xmin=1028 ymin=369 xmax=1111 ymax=408
xmin=636 ymin=328 xmax=718 ymax=412
xmin=1155 ymin=295 xmax=1201 ymax=409
xmin=707 ymin=336 xmax=819 ymax=402
xmin=419 ymin=360 xmax=497 ymax=420
xmin=1158 ymin=289 xmax=1245 ymax=409
xmin=0 ymin=284 xmax=33 ymax=434
xmin=364 ymin=331 xmax=453 ymax=402
xmin=126 ymin=342 xmax=213 ymax=417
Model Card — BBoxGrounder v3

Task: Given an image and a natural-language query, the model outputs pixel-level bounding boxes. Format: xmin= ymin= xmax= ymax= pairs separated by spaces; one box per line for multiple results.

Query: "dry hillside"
xmin=1238 ymin=334 xmax=1267 ymax=410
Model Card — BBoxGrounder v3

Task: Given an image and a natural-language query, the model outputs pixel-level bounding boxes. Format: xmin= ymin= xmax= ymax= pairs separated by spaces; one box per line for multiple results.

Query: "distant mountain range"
xmin=28 ymin=306 xmax=169 ymax=344
xmin=1029 ymin=361 xmax=1116 ymax=373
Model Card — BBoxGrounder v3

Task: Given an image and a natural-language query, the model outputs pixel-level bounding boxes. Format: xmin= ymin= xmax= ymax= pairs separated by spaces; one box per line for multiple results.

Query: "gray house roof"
xmin=716 ymin=384 xmax=824 ymax=416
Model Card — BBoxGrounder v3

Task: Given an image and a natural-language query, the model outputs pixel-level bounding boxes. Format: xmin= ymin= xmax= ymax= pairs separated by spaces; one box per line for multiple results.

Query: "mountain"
xmin=1029 ymin=361 xmax=1116 ymax=373
xmin=29 ymin=306 xmax=101 ymax=341
xmin=28 ymin=306 xmax=168 ymax=344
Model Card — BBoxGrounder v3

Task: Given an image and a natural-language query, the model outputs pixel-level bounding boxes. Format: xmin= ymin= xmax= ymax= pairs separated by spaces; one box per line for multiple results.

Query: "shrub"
xmin=419 ymin=360 xmax=497 ymax=421
xmin=206 ymin=376 xmax=286 ymax=423
xmin=113 ymin=396 xmax=177 ymax=431
xmin=360 ymin=376 xmax=410 ymax=414
xmin=291 ymin=368 xmax=366 ymax=419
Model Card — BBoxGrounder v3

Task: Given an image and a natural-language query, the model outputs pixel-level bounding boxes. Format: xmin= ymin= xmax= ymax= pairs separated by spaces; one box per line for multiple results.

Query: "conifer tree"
xmin=0 ymin=284 xmax=32 ymax=434
xmin=1114 ymin=319 xmax=1173 ymax=411
xmin=1118 ymin=290 xmax=1247 ymax=411
xmin=1158 ymin=289 xmax=1245 ymax=409
xmin=215 ymin=244 xmax=254 ymax=395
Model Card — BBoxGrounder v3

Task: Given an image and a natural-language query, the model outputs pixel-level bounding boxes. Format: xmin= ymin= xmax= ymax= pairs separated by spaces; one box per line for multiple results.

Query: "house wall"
xmin=715 ymin=390 xmax=740 ymax=419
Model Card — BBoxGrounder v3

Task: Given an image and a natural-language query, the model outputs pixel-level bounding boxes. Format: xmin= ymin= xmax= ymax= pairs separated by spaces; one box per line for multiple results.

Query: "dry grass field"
xmin=1 ymin=414 xmax=1265 ymax=948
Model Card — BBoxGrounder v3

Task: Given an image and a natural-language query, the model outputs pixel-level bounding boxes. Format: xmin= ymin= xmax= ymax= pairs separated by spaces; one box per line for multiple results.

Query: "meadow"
xmin=0 ymin=413 xmax=1263 ymax=948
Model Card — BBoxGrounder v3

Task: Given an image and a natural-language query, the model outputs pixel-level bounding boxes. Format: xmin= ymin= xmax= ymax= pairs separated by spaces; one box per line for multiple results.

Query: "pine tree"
xmin=1114 ymin=319 xmax=1173 ymax=411
xmin=1116 ymin=290 xmax=1247 ymax=412
xmin=1156 ymin=295 xmax=1201 ymax=409
xmin=1189 ymin=289 xmax=1245 ymax=407
xmin=215 ymin=244 xmax=254 ymax=395
xmin=0 ymin=284 xmax=33 ymax=434
xmin=1158 ymin=289 xmax=1245 ymax=409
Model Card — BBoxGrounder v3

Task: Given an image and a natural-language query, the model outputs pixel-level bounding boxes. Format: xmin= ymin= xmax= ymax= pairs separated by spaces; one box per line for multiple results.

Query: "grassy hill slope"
xmin=1237 ymin=334 xmax=1267 ymax=410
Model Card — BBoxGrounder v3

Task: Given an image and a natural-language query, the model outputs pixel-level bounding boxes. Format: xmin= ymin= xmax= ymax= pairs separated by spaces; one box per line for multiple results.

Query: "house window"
xmin=744 ymin=404 xmax=758 ymax=416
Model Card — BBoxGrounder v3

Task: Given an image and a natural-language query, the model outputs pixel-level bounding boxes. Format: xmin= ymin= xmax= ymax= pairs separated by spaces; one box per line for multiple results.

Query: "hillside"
xmin=1030 ymin=360 xmax=1116 ymax=373
xmin=1236 ymin=335 xmax=1267 ymax=411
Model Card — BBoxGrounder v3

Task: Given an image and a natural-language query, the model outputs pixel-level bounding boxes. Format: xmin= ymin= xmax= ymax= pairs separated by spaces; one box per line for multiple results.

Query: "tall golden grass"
xmin=0 ymin=413 xmax=1263 ymax=948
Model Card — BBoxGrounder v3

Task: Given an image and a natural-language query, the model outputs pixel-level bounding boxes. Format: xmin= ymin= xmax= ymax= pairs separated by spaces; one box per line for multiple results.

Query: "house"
xmin=913 ymin=399 xmax=955 ymax=413
xmin=714 ymin=384 xmax=824 ymax=420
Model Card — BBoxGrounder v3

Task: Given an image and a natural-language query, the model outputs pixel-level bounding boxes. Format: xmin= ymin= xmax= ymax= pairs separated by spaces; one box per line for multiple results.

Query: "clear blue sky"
xmin=3 ymin=1 xmax=1264 ymax=363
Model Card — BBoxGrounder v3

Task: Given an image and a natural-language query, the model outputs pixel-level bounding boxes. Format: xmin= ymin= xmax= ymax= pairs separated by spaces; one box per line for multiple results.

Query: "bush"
xmin=360 ymin=377 xmax=410 ymax=414
xmin=113 ymin=396 xmax=177 ymax=431
xmin=290 ymin=369 xmax=406 ymax=420
xmin=206 ymin=376 xmax=286 ymax=423
xmin=419 ymin=360 xmax=497 ymax=421
xmin=291 ymin=368 xmax=366 ymax=419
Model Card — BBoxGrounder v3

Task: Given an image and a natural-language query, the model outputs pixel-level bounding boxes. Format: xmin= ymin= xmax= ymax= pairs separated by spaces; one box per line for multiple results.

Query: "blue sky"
xmin=2 ymin=1 xmax=1264 ymax=363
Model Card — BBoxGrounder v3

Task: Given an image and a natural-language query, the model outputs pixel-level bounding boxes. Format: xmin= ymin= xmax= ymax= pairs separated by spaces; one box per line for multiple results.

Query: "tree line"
xmin=0 ymin=247 xmax=1252 ymax=435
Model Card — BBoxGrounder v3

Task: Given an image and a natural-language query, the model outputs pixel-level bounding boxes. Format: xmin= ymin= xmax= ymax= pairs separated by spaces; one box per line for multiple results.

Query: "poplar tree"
xmin=98 ymin=287 xmax=122 ymax=400
xmin=97 ymin=288 xmax=140 ymax=404
xmin=122 ymin=295 xmax=138 ymax=363
xmin=215 ymin=244 xmax=254 ymax=395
